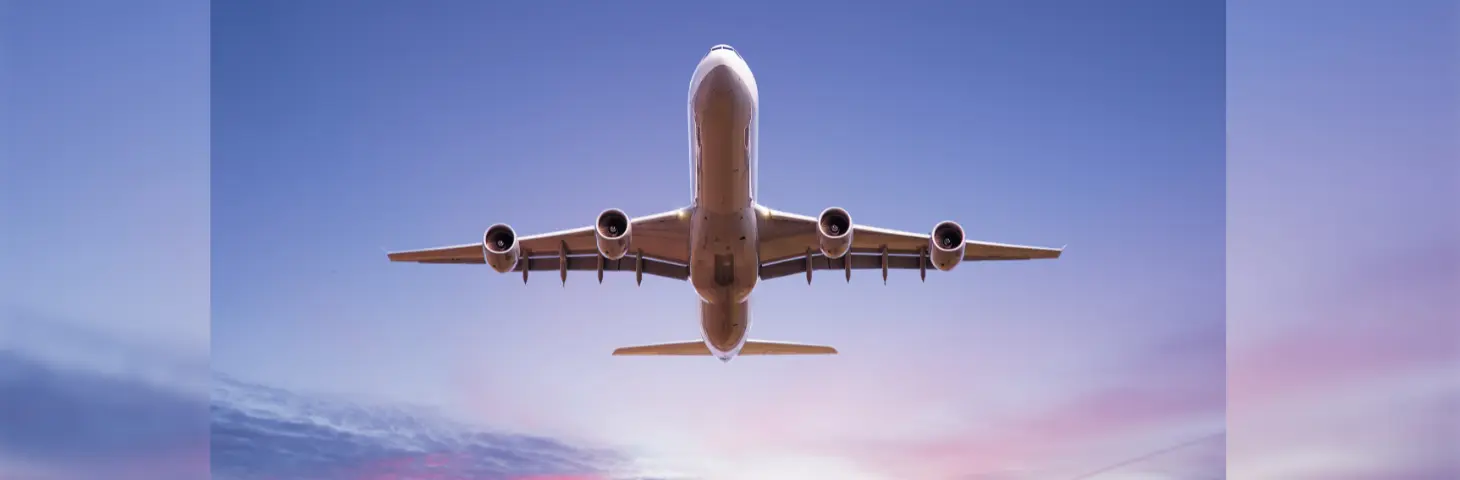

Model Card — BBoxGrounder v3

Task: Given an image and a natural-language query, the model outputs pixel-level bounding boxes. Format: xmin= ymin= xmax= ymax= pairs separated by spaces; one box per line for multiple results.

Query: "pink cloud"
xmin=1227 ymin=240 xmax=1459 ymax=477
xmin=662 ymin=337 xmax=1224 ymax=478
xmin=1230 ymin=322 xmax=1456 ymax=406
xmin=1229 ymin=241 xmax=1459 ymax=407
xmin=626 ymin=324 xmax=1229 ymax=478
xmin=812 ymin=381 xmax=1223 ymax=478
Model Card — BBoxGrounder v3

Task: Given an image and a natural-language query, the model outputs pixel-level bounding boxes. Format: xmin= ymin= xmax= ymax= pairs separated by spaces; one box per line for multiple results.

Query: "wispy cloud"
xmin=0 ymin=312 xmax=678 ymax=480
xmin=1227 ymin=242 xmax=1460 ymax=478
xmin=661 ymin=322 xmax=1226 ymax=479
xmin=210 ymin=374 xmax=669 ymax=480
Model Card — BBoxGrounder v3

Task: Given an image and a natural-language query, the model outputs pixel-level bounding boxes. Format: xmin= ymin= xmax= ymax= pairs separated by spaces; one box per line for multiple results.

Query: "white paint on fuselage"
xmin=687 ymin=45 xmax=759 ymax=362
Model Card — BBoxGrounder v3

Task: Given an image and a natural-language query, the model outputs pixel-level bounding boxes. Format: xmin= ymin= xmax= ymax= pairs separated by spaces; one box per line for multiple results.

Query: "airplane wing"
xmin=755 ymin=205 xmax=1062 ymax=281
xmin=387 ymin=208 xmax=693 ymax=282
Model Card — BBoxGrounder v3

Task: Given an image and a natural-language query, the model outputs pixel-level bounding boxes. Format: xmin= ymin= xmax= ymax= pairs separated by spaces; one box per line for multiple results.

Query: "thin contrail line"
xmin=1065 ymin=432 xmax=1225 ymax=480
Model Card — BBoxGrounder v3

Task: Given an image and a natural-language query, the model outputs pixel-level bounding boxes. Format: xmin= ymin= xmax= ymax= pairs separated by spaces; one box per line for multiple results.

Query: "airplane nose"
xmin=698 ymin=64 xmax=747 ymax=99
xmin=693 ymin=64 xmax=752 ymax=118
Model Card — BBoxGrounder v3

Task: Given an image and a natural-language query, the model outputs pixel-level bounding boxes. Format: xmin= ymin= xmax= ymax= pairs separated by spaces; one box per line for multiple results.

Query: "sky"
xmin=1224 ymin=1 xmax=1459 ymax=477
xmin=0 ymin=0 xmax=1453 ymax=479
xmin=209 ymin=1 xmax=1225 ymax=478
xmin=1 ymin=2 xmax=211 ymax=479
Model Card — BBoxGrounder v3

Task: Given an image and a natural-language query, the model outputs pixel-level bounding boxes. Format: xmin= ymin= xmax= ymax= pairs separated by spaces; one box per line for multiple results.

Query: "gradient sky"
xmin=3 ymin=0 xmax=1453 ymax=479
xmin=3 ymin=1 xmax=210 ymax=363
xmin=2 ymin=2 xmax=211 ymax=479
xmin=1225 ymin=1 xmax=1459 ymax=477
xmin=210 ymin=2 xmax=1224 ymax=478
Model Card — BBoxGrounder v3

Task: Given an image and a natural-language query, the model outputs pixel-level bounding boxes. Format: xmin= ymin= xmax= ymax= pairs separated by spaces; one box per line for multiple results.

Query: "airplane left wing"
xmin=388 ymin=208 xmax=693 ymax=282
xmin=755 ymin=205 xmax=1062 ymax=281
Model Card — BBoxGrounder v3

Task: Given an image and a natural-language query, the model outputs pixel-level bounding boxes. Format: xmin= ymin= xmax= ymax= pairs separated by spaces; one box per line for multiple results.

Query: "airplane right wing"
xmin=387 ymin=208 xmax=693 ymax=283
xmin=755 ymin=205 xmax=1063 ymax=282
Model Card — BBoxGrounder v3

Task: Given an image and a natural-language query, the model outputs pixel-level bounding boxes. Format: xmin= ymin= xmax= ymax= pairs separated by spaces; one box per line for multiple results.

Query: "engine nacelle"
xmin=817 ymin=207 xmax=853 ymax=259
xmin=928 ymin=221 xmax=966 ymax=271
xmin=595 ymin=208 xmax=632 ymax=260
xmin=482 ymin=223 xmax=521 ymax=273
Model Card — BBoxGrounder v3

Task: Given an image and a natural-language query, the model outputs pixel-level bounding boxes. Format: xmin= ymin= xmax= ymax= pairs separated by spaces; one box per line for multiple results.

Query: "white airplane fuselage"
xmin=686 ymin=46 xmax=760 ymax=362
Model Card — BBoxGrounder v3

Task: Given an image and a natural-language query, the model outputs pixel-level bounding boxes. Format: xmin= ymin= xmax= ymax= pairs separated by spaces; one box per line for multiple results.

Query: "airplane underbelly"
xmin=701 ymin=299 xmax=750 ymax=357
xmin=690 ymin=209 xmax=758 ymax=304
xmin=692 ymin=64 xmax=754 ymax=215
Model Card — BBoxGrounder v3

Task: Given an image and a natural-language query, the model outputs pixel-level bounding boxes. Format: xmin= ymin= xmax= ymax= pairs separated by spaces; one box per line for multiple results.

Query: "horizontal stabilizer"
xmin=740 ymin=340 xmax=838 ymax=355
xmin=612 ymin=340 xmax=711 ymax=356
xmin=611 ymin=339 xmax=838 ymax=356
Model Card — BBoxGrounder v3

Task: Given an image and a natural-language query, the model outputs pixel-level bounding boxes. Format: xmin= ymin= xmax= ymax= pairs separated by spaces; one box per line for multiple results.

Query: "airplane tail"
xmin=612 ymin=340 xmax=838 ymax=356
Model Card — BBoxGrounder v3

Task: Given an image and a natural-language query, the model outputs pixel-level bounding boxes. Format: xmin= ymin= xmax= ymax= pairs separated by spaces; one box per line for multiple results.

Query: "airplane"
xmin=387 ymin=44 xmax=1064 ymax=362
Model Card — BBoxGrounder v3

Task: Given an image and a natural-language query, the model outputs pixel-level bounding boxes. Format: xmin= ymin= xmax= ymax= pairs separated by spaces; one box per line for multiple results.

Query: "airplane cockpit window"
xmin=710 ymin=44 xmax=736 ymax=54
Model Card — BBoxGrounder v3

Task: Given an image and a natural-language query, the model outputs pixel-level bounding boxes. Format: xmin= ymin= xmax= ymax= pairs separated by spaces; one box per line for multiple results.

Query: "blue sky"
xmin=210 ymin=1 xmax=1224 ymax=478
xmin=2 ymin=1 xmax=209 ymax=360
xmin=2 ymin=0 xmax=1453 ymax=479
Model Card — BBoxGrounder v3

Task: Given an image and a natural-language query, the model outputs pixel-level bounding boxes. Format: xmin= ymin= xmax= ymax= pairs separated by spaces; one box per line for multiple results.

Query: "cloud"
xmin=816 ymin=383 xmax=1224 ymax=479
xmin=210 ymin=374 xmax=666 ymax=480
xmin=0 ymin=312 xmax=675 ymax=480
xmin=1229 ymin=239 xmax=1459 ymax=404
xmin=0 ymin=349 xmax=209 ymax=480
xmin=1226 ymin=239 xmax=1460 ymax=478
xmin=727 ymin=322 xmax=1228 ymax=479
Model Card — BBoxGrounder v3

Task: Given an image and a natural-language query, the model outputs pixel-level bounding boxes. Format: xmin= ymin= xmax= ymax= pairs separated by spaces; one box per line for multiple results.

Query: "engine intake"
xmin=482 ymin=223 xmax=521 ymax=273
xmin=595 ymin=208 xmax=632 ymax=260
xmin=817 ymin=207 xmax=853 ymax=259
xmin=929 ymin=221 xmax=965 ymax=271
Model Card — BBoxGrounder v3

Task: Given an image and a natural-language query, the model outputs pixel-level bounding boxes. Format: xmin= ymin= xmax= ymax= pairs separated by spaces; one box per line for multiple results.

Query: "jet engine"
xmin=482 ymin=223 xmax=521 ymax=273
xmin=817 ymin=207 xmax=853 ymax=259
xmin=595 ymin=208 xmax=632 ymax=260
xmin=928 ymin=221 xmax=966 ymax=271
